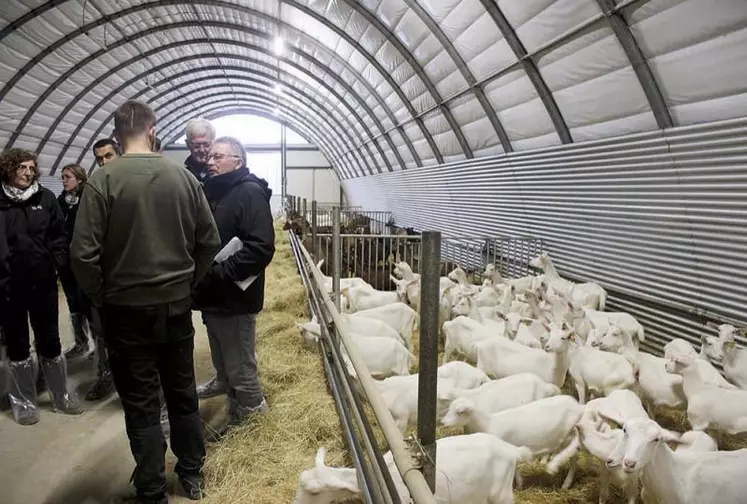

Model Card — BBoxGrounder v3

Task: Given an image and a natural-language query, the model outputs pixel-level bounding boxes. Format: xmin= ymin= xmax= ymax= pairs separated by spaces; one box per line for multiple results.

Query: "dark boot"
xmin=7 ymin=357 xmax=40 ymax=425
xmin=85 ymin=370 xmax=115 ymax=401
xmin=64 ymin=313 xmax=91 ymax=360
xmin=127 ymin=424 xmax=168 ymax=503
xmin=170 ymin=412 xmax=206 ymax=500
xmin=86 ymin=336 xmax=115 ymax=401
xmin=40 ymin=355 xmax=83 ymax=415
xmin=195 ymin=376 xmax=226 ymax=399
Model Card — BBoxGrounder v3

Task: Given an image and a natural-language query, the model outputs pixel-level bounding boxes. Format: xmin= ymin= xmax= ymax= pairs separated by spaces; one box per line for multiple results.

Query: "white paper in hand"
xmin=214 ymin=237 xmax=259 ymax=291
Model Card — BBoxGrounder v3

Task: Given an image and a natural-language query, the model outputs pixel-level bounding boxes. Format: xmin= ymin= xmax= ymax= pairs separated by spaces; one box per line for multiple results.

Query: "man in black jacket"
xmin=192 ymin=136 xmax=275 ymax=428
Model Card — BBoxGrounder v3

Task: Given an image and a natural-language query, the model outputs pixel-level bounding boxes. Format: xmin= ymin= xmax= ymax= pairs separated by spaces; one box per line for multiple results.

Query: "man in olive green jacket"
xmin=71 ymin=100 xmax=221 ymax=503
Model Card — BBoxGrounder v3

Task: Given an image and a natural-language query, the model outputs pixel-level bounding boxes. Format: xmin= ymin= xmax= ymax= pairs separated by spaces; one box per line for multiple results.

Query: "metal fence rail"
xmin=311 ymin=233 xmax=544 ymax=290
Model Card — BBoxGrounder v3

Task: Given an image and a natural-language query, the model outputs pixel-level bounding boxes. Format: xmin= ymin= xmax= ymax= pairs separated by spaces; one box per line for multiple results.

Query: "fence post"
xmin=302 ymin=198 xmax=308 ymax=235
xmin=417 ymin=230 xmax=440 ymax=493
xmin=311 ymin=200 xmax=318 ymax=257
xmin=332 ymin=206 xmax=341 ymax=312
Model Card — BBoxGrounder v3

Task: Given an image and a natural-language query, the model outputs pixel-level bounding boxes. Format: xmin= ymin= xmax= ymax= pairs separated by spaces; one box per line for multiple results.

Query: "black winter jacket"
xmin=57 ymin=192 xmax=80 ymax=247
xmin=184 ymin=155 xmax=210 ymax=186
xmin=193 ymin=167 xmax=275 ymax=315
xmin=0 ymin=211 xmax=9 ymax=322
xmin=0 ymin=185 xmax=68 ymax=294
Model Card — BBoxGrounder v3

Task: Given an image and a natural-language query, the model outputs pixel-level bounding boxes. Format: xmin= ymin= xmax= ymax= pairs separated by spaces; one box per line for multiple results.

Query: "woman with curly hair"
xmin=0 ymin=148 xmax=83 ymax=425
xmin=58 ymin=164 xmax=94 ymax=360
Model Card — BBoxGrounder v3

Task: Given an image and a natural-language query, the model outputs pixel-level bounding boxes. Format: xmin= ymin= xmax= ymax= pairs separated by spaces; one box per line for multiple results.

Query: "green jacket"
xmin=71 ymin=153 xmax=221 ymax=307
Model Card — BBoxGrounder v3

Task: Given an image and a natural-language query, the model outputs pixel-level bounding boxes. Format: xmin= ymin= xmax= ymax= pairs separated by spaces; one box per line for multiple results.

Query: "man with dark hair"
xmin=92 ymin=138 xmax=120 ymax=167
xmin=82 ymin=140 xmax=121 ymax=402
xmin=72 ymin=99 xmax=221 ymax=503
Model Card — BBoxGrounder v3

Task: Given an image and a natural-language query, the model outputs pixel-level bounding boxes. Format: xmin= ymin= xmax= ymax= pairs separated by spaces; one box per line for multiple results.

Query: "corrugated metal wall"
xmin=343 ymin=118 xmax=747 ymax=357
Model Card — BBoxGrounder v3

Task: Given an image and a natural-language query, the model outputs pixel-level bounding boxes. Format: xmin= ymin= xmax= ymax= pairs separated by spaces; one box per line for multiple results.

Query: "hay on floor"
xmin=199 ymin=223 xmax=346 ymax=503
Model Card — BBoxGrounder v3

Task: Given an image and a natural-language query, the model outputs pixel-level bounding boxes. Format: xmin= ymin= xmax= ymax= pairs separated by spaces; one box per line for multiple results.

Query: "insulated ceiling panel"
xmin=0 ymin=0 xmax=744 ymax=179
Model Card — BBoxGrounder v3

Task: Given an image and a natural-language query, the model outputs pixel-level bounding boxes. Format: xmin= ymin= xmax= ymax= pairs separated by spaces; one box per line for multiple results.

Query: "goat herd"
xmin=292 ymin=250 xmax=747 ymax=503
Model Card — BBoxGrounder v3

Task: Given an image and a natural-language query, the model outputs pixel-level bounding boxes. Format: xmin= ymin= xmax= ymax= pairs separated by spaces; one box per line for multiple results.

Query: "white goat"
xmin=676 ymin=430 xmax=718 ymax=453
xmin=544 ymin=324 xmax=638 ymax=404
xmin=294 ymin=434 xmax=532 ymax=504
xmin=472 ymin=324 xmax=572 ymax=388
xmin=717 ymin=324 xmax=747 ymax=389
xmin=594 ymin=326 xmax=686 ymax=413
xmin=664 ymin=351 xmax=747 ymax=437
xmin=451 ymin=294 xmax=505 ymax=335
xmin=605 ymin=417 xmax=747 ymax=504
xmin=447 ymin=266 xmax=481 ymax=295
xmin=315 ymin=259 xmax=370 ymax=293
xmin=663 ymin=338 xmax=738 ymax=390
xmin=530 ymin=253 xmax=607 ymax=311
xmin=295 ymin=315 xmax=408 ymax=349
xmin=390 ymin=275 xmax=420 ymax=312
xmin=339 ymin=334 xmax=415 ymax=379
xmin=342 ymin=285 xmax=400 ymax=313
xmin=373 ymin=361 xmax=489 ymax=433
xmin=565 ymin=301 xmax=644 ymax=348
xmin=438 ymin=373 xmax=561 ymax=425
xmin=350 ymin=302 xmax=418 ymax=349
xmin=443 ymin=315 xmax=506 ymax=363
xmin=442 ymin=394 xmax=584 ymax=489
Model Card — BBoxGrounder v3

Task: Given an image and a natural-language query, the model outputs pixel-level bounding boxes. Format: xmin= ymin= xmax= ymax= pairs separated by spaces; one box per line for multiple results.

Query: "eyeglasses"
xmin=16 ymin=164 xmax=35 ymax=174
xmin=207 ymin=154 xmax=240 ymax=162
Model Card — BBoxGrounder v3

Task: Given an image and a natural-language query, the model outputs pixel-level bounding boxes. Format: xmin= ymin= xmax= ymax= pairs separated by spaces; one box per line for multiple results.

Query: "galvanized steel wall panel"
xmin=343 ymin=118 xmax=747 ymax=356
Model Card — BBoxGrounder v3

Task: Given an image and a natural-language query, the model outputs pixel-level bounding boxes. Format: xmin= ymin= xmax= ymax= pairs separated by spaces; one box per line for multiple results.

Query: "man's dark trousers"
xmin=102 ymin=299 xmax=205 ymax=500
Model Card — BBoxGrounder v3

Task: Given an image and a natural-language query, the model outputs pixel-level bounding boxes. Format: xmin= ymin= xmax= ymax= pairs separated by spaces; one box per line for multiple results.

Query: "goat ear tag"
xmin=725 ymin=341 xmax=736 ymax=349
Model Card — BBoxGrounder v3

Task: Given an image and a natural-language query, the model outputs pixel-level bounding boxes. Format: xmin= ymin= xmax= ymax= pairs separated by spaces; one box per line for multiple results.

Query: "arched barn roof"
xmin=1 ymin=0 xmax=745 ymax=179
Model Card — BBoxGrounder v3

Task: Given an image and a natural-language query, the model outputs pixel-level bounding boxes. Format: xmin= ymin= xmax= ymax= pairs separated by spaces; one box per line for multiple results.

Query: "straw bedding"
xmin=194 ymin=222 xmax=349 ymax=503
xmin=194 ymin=223 xmax=747 ymax=503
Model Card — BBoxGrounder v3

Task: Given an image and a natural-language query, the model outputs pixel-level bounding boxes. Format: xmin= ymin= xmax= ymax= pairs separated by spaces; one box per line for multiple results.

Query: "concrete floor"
xmin=0 ymin=289 xmax=225 ymax=504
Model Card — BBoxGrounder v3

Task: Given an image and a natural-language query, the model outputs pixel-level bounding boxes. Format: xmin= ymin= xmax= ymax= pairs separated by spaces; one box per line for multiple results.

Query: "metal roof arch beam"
xmin=157 ymin=98 xmax=357 ymax=179
xmin=0 ymin=1 xmax=425 ymax=170
xmin=84 ymin=79 xmax=366 ymax=179
xmin=321 ymin=0 xmax=472 ymax=158
xmin=399 ymin=0 xmax=512 ymax=153
xmin=26 ymin=33 xmax=383 ymax=175
xmin=165 ymin=102 xmax=356 ymax=180
xmin=478 ymin=0 xmax=572 ymax=145
xmin=91 ymin=98 xmax=356 ymax=179
xmin=152 ymin=85 xmax=365 ymax=176
xmin=595 ymin=0 xmax=673 ymax=129
xmin=23 ymin=34 xmax=381 ymax=174
xmin=67 ymin=60 xmax=374 ymax=174
xmin=65 ymin=64 xmax=360 ymax=176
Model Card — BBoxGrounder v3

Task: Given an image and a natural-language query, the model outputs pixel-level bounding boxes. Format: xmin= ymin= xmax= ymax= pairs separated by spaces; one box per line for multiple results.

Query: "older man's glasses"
xmin=207 ymin=153 xmax=239 ymax=162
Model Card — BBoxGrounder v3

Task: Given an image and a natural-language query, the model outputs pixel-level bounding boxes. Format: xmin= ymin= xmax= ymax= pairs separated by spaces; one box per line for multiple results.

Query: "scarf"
xmin=2 ymin=181 xmax=39 ymax=203
xmin=64 ymin=191 xmax=79 ymax=207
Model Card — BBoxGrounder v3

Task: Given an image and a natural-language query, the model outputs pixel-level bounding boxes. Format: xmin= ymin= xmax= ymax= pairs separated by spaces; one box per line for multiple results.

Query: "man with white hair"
xmin=184 ymin=118 xmax=215 ymax=184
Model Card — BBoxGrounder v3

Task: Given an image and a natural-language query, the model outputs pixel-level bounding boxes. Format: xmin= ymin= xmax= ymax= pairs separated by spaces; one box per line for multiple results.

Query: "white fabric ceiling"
xmin=0 ymin=0 xmax=745 ymax=179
